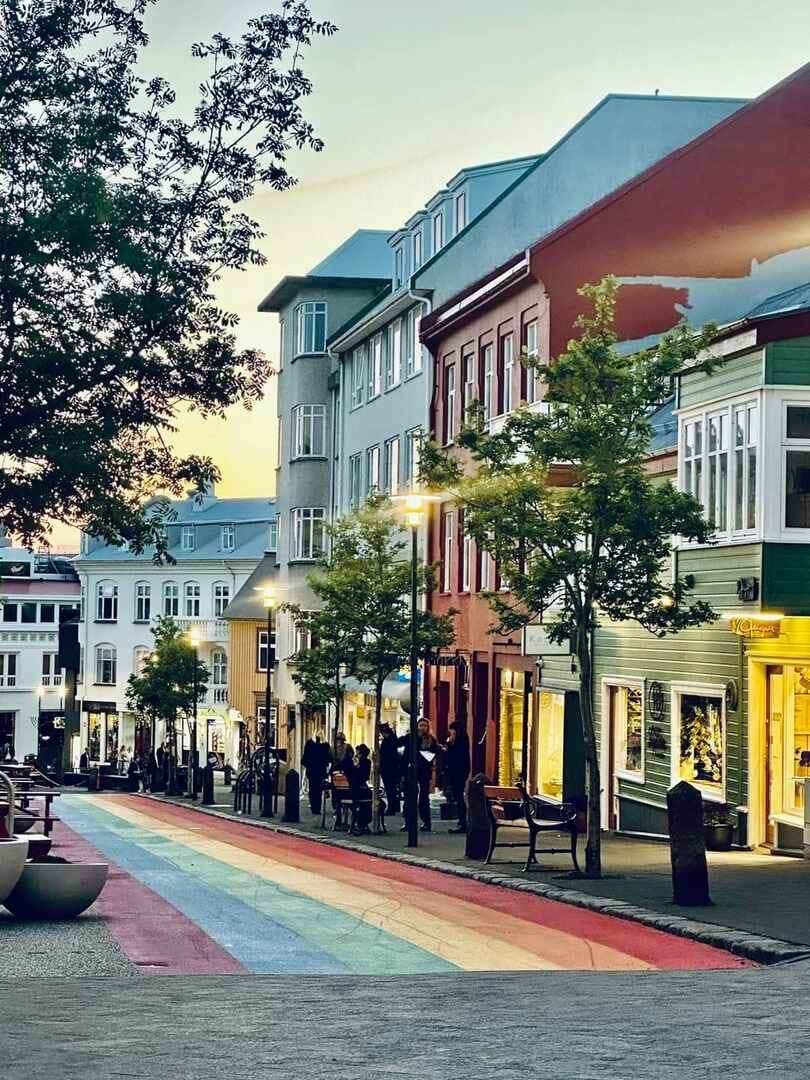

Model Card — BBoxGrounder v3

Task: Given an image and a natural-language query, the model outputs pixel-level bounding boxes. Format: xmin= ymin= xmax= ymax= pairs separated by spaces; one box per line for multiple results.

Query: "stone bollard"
xmin=465 ymin=773 xmax=491 ymax=860
xmin=223 ymin=762 xmax=232 ymax=787
xmin=667 ymin=780 xmax=711 ymax=906
xmin=201 ymin=753 xmax=217 ymax=806
xmin=283 ymin=768 xmax=300 ymax=823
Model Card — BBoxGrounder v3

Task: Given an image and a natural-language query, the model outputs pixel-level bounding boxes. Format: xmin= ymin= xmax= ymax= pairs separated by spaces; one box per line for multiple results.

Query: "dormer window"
xmin=221 ymin=524 xmax=236 ymax=551
xmin=181 ymin=525 xmax=196 ymax=551
xmin=412 ymin=230 xmax=423 ymax=271
xmin=454 ymin=191 xmax=467 ymax=234
xmin=432 ymin=211 xmax=444 ymax=255
xmin=295 ymin=301 xmax=327 ymax=355
xmin=394 ymin=246 xmax=405 ymax=289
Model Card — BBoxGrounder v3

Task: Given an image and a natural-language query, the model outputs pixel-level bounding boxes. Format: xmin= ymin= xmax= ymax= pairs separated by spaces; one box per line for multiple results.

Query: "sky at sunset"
xmin=48 ymin=0 xmax=810 ymax=545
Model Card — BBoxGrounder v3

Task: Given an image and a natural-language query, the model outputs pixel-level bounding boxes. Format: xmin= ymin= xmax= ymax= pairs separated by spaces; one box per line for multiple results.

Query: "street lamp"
xmin=187 ymin=629 xmax=201 ymax=800
xmin=255 ymin=586 xmax=276 ymax=818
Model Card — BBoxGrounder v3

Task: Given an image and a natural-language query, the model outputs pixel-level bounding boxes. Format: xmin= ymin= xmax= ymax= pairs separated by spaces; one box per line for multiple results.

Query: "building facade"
xmin=0 ymin=540 xmax=80 ymax=765
xmin=74 ymin=491 xmax=275 ymax=768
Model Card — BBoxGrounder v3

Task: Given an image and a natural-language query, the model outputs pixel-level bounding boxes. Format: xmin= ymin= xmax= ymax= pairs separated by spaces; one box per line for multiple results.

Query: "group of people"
xmin=301 ymin=717 xmax=471 ymax=834
xmin=78 ymin=742 xmax=173 ymax=792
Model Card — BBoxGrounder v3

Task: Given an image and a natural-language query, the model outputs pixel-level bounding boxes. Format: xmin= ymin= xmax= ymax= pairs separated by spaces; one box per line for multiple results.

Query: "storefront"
xmin=342 ymin=679 xmax=409 ymax=749
xmin=80 ymin=700 xmax=119 ymax=764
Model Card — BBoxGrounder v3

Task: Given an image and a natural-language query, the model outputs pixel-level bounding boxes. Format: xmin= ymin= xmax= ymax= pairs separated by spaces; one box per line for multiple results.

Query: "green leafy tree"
xmin=0 ymin=0 xmax=336 ymax=552
xmin=291 ymin=497 xmax=456 ymax=831
xmin=126 ymin=616 xmax=208 ymax=792
xmin=284 ymin=604 xmax=357 ymax=749
xmin=421 ymin=278 xmax=719 ymax=877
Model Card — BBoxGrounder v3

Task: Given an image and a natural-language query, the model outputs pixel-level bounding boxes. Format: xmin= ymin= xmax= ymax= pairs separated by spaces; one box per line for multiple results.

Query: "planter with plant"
xmin=703 ymin=801 xmax=735 ymax=851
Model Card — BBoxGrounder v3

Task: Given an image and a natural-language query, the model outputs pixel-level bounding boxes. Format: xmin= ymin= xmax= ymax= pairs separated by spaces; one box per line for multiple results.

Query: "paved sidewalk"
xmin=129 ymin=777 xmax=810 ymax=951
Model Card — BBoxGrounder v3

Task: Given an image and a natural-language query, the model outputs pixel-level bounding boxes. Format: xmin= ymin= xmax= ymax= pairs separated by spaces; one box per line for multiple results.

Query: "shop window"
xmin=534 ymin=689 xmax=564 ymax=799
xmin=609 ymin=682 xmax=644 ymax=781
xmin=498 ymin=669 xmax=526 ymax=785
xmin=105 ymin=714 xmax=119 ymax=761
xmin=87 ymin=712 xmax=102 ymax=760
xmin=0 ymin=712 xmax=14 ymax=753
xmin=672 ymin=684 xmax=725 ymax=800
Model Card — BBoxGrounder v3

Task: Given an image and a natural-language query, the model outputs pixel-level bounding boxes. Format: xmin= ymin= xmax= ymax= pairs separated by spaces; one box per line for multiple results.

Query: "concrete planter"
xmin=0 ymin=836 xmax=29 ymax=904
xmin=3 ymin=860 xmax=108 ymax=919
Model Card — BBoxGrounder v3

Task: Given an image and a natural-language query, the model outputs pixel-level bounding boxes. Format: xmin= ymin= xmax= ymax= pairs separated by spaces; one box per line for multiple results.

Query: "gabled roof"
xmin=746 ymin=281 xmax=810 ymax=321
xmin=222 ymin=555 xmax=277 ymax=620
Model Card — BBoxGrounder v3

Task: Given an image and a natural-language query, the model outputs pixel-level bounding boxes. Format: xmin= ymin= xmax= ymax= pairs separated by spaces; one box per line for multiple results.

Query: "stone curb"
xmin=136 ymin=793 xmax=810 ymax=967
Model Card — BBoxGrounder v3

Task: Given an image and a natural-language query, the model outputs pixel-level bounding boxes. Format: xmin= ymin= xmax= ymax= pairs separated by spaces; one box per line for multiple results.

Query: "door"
xmin=765 ymin=665 xmax=784 ymax=847
xmin=472 ymin=662 xmax=488 ymax=775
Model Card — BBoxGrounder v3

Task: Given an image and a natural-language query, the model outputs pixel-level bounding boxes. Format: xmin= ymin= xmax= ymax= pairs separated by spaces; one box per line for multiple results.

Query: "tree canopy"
xmin=0 ymin=0 xmax=336 ymax=552
xmin=126 ymin=616 xmax=209 ymax=729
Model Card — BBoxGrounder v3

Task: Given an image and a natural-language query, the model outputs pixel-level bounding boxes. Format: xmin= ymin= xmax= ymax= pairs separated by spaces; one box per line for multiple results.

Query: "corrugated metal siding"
xmin=227 ymin=619 xmax=265 ymax=720
xmin=764 ymin=337 xmax=810 ymax=384
xmin=679 ymin=349 xmax=763 ymax=411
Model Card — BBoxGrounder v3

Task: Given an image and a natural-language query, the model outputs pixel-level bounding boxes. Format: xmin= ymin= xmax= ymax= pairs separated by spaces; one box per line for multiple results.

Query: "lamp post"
xmin=187 ymin=629 xmax=201 ymax=799
xmin=256 ymin=586 xmax=276 ymax=818
xmin=404 ymin=494 xmax=426 ymax=848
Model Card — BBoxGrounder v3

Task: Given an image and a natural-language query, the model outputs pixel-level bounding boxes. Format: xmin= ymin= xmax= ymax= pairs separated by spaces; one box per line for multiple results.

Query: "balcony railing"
xmin=174 ymin=617 xmax=229 ymax=643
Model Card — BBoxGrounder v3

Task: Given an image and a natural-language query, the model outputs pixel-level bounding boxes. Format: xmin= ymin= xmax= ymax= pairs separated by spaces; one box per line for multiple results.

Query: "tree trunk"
xmin=371 ymin=683 xmax=383 ymax=833
xmin=576 ymin=630 xmax=602 ymax=878
xmin=332 ymin=673 xmax=342 ymax=755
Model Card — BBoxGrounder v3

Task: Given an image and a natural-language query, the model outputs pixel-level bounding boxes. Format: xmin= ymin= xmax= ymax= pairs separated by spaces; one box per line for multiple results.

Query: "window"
xmin=681 ymin=401 xmax=758 ymax=539
xmin=442 ymin=510 xmax=453 ymax=592
xmin=387 ymin=320 xmax=402 ymax=388
xmin=479 ymin=548 xmax=493 ymax=592
xmin=95 ymin=644 xmax=117 ymax=685
xmin=40 ymin=652 xmax=61 ymax=688
xmin=534 ymin=689 xmax=565 ymax=799
xmin=351 ymin=346 xmax=366 ymax=408
xmin=366 ymin=445 xmax=380 ymax=495
xmin=292 ymin=508 xmax=325 ymax=561
xmin=460 ymin=514 xmax=471 ymax=593
xmin=369 ymin=333 xmax=383 ymax=398
xmin=295 ymin=301 xmax=327 ymax=355
xmin=211 ymin=649 xmax=228 ymax=685
xmin=213 ymin=582 xmax=230 ymax=617
xmin=184 ymin=581 xmax=201 ymax=617
xmin=384 ymin=436 xmax=400 ymax=496
xmin=2 ymin=604 xmax=17 ymax=623
xmin=257 ymin=628 xmax=276 ymax=671
xmin=79 ymin=586 xmax=85 ymax=622
xmin=481 ymin=344 xmax=494 ymax=419
xmin=181 ymin=525 xmax=196 ymax=552
xmin=267 ymin=517 xmax=278 ymax=553
xmin=292 ymin=404 xmax=326 ymax=458
xmin=221 ymin=524 xmax=236 ymax=551
xmin=462 ymin=350 xmax=476 ymax=420
xmin=39 ymin=603 xmax=55 ymax=624
xmin=404 ymin=428 xmax=421 ymax=489
xmin=20 ymin=602 xmax=36 ymax=624
xmin=0 ymin=654 xmax=17 ymax=687
xmin=278 ymin=319 xmax=285 ymax=370
xmin=499 ymin=333 xmax=514 ymax=415
xmin=524 ymin=319 xmax=540 ymax=404
xmin=133 ymin=646 xmax=150 ymax=676
xmin=404 ymin=308 xmax=423 ymax=378
xmin=444 ymin=364 xmax=457 ymax=444
xmin=134 ymin=581 xmax=151 ymax=622
xmin=96 ymin=581 xmax=118 ymax=622
xmin=163 ymin=582 xmax=179 ymax=617
xmin=454 ymin=191 xmax=467 ymax=233
xmin=290 ymin=614 xmax=315 ymax=656
xmin=394 ymin=246 xmax=405 ymax=288
xmin=349 ymin=454 xmax=362 ymax=510
xmin=607 ymin=681 xmax=644 ymax=782
xmin=671 ymin=683 xmax=725 ymax=800
xmin=412 ymin=230 xmax=423 ymax=271
xmin=432 ymin=211 xmax=444 ymax=254
xmin=783 ymin=404 xmax=810 ymax=529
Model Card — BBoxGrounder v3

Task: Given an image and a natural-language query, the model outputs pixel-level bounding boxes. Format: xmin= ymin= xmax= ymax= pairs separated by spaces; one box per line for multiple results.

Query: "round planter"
xmin=704 ymin=823 xmax=734 ymax=851
xmin=3 ymin=859 xmax=108 ymax=919
xmin=0 ymin=836 xmax=29 ymax=903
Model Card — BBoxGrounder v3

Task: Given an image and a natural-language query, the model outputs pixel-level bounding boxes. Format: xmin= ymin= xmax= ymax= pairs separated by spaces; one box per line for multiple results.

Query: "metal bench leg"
xmin=570 ymin=828 xmax=580 ymax=873
xmin=524 ymin=828 xmax=539 ymax=872
xmin=485 ymin=825 xmax=497 ymax=865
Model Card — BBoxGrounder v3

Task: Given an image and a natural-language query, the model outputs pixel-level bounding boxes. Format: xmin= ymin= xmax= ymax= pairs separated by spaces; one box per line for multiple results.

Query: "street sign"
xmin=522 ymin=624 xmax=571 ymax=657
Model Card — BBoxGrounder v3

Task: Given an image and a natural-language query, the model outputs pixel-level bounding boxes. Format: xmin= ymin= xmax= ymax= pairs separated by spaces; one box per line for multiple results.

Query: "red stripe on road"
xmin=54 ymin=819 xmax=247 ymax=976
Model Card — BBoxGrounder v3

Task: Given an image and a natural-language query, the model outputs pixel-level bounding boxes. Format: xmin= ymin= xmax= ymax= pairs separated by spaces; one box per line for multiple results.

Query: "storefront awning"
xmin=342 ymin=676 xmax=412 ymax=709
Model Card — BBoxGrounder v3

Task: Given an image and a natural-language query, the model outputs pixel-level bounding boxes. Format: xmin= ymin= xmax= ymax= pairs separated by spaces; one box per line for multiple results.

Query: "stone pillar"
xmin=667 ymin=780 xmax=711 ymax=906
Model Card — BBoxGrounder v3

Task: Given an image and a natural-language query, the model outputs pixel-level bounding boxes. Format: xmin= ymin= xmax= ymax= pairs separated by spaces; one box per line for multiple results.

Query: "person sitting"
xmin=350 ymin=744 xmax=374 ymax=834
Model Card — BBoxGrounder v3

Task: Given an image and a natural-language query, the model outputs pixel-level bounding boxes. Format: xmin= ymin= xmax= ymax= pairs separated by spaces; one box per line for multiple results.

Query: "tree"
xmin=0 ymin=0 xmax=336 ymax=552
xmin=284 ymin=604 xmax=357 ymax=750
xmin=421 ymin=277 xmax=719 ymax=877
xmin=290 ymin=497 xmax=455 ymax=831
xmin=126 ymin=616 xmax=208 ymax=793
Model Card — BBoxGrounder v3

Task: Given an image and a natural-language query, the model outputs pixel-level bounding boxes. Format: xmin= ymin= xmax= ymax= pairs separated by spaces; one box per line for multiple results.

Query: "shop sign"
xmin=80 ymin=699 xmax=117 ymax=713
xmin=424 ymin=655 xmax=465 ymax=667
xmin=523 ymin=624 xmax=571 ymax=657
xmin=0 ymin=560 xmax=30 ymax=577
xmin=729 ymin=617 xmax=781 ymax=639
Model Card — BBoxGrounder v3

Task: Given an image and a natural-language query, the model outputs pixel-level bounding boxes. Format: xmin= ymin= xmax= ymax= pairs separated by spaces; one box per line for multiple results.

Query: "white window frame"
xmin=670 ymin=681 xmax=727 ymax=803
xmin=134 ymin=581 xmax=151 ymax=622
xmin=412 ymin=230 xmax=423 ymax=272
xmin=184 ymin=581 xmax=201 ymax=617
xmin=211 ymin=649 xmax=228 ymax=686
xmin=96 ymin=581 xmax=118 ymax=622
xmin=387 ymin=319 xmax=402 ymax=388
xmin=133 ymin=646 xmax=150 ymax=676
xmin=432 ymin=211 xmax=444 ymax=254
xmin=454 ymin=191 xmax=467 ymax=234
xmin=366 ymin=445 xmax=380 ymax=495
xmin=163 ymin=581 xmax=179 ymax=617
xmin=394 ymin=245 xmax=405 ymax=289
xmin=462 ymin=350 xmax=475 ymax=419
xmin=291 ymin=507 xmax=325 ymax=561
xmin=479 ymin=549 xmax=493 ymax=592
xmin=780 ymin=398 xmax=810 ymax=534
xmin=444 ymin=364 xmax=457 ymax=445
xmin=181 ymin=525 xmax=196 ymax=552
xmin=442 ymin=510 xmax=453 ymax=592
xmin=292 ymin=403 xmax=326 ymax=458
xmin=524 ymin=319 xmax=540 ymax=405
xmin=460 ymin=520 xmax=471 ymax=593
xmin=351 ymin=346 xmax=366 ymax=409
xmin=600 ymin=675 xmax=645 ymax=787
xmin=369 ymin=333 xmax=383 ymax=399
xmin=257 ymin=628 xmax=276 ymax=672
xmin=482 ymin=344 xmax=494 ymax=420
xmin=404 ymin=427 xmax=421 ymax=490
xmin=295 ymin=301 xmax=327 ymax=355
xmin=221 ymin=523 xmax=236 ymax=551
xmin=502 ymin=332 xmax=514 ymax=415
xmin=95 ymin=644 xmax=117 ymax=686
xmin=267 ymin=518 xmax=278 ymax=553
xmin=384 ymin=436 xmax=400 ymax=496
xmin=0 ymin=653 xmax=17 ymax=688
xmin=349 ymin=453 xmax=362 ymax=509
xmin=213 ymin=582 xmax=230 ymax=617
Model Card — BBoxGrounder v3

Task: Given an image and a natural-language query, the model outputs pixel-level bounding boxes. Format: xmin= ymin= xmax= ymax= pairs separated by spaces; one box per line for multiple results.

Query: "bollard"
xmin=201 ymin=753 xmax=217 ymax=806
xmin=223 ymin=762 xmax=232 ymax=787
xmin=465 ymin=773 xmax=491 ymax=860
xmin=667 ymin=780 xmax=712 ymax=906
xmin=283 ymin=768 xmax=300 ymax=823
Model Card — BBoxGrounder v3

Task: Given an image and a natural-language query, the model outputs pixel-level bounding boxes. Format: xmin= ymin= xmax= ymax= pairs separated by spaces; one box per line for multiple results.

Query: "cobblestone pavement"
xmin=2 ymin=961 xmax=808 ymax=1080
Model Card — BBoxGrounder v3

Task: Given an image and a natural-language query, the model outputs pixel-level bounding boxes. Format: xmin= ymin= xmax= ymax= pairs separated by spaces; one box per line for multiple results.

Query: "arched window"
xmin=163 ymin=581 xmax=179 ymax=617
xmin=133 ymin=646 xmax=150 ymax=675
xmin=96 ymin=580 xmax=118 ymax=622
xmin=134 ymin=581 xmax=151 ymax=622
xmin=184 ymin=581 xmax=201 ymax=617
xmin=95 ymin=644 xmax=117 ymax=685
xmin=213 ymin=582 xmax=230 ymax=617
xmin=211 ymin=649 xmax=227 ymax=685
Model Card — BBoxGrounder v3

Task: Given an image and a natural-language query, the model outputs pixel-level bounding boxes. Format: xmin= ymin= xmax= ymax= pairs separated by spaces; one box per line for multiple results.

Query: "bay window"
xmin=292 ymin=507 xmax=325 ymax=561
xmin=784 ymin=404 xmax=810 ymax=529
xmin=292 ymin=403 xmax=326 ymax=458
xmin=295 ymin=301 xmax=327 ymax=355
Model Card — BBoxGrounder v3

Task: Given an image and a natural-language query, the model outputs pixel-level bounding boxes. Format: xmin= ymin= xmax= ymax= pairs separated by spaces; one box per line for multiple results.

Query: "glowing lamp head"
xmin=188 ymin=629 xmax=201 ymax=648
xmin=658 ymin=593 xmax=675 ymax=609
xmin=261 ymin=587 xmax=276 ymax=610
xmin=405 ymin=493 xmax=425 ymax=527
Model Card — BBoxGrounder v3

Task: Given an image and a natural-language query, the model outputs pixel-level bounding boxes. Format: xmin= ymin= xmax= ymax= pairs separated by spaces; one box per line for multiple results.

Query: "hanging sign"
xmin=522 ymin=624 xmax=571 ymax=657
xmin=729 ymin=617 xmax=781 ymax=640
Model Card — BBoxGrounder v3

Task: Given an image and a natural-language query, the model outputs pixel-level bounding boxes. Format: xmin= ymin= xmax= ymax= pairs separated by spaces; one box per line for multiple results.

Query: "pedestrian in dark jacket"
xmin=351 ymin=744 xmax=373 ymax=833
xmin=378 ymin=722 xmax=401 ymax=815
xmin=399 ymin=718 xmax=439 ymax=832
xmin=302 ymin=734 xmax=331 ymax=815
xmin=442 ymin=721 xmax=471 ymax=832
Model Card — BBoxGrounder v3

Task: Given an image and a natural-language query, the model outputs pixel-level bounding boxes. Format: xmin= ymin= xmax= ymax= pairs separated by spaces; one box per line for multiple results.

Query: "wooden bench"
xmin=324 ymin=772 xmax=383 ymax=835
xmin=483 ymin=781 xmax=579 ymax=872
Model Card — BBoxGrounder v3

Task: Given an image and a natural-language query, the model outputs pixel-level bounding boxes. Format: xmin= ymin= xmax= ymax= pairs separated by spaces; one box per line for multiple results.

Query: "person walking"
xmin=301 ymin=732 xmax=331 ymax=815
xmin=378 ymin=722 xmax=401 ymax=815
xmin=399 ymin=717 xmax=439 ymax=832
xmin=442 ymin=720 xmax=471 ymax=833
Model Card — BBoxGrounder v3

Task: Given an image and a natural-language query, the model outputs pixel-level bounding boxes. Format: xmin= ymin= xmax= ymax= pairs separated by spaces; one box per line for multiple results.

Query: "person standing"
xmin=442 ymin=721 xmax=471 ymax=833
xmin=378 ymin=723 xmax=401 ymax=815
xmin=301 ymin=733 xmax=331 ymax=815
xmin=399 ymin=717 xmax=439 ymax=832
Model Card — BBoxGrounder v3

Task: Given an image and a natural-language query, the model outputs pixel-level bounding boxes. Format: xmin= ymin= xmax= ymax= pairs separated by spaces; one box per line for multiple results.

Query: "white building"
xmin=0 ymin=538 xmax=80 ymax=764
xmin=74 ymin=491 xmax=276 ymax=768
